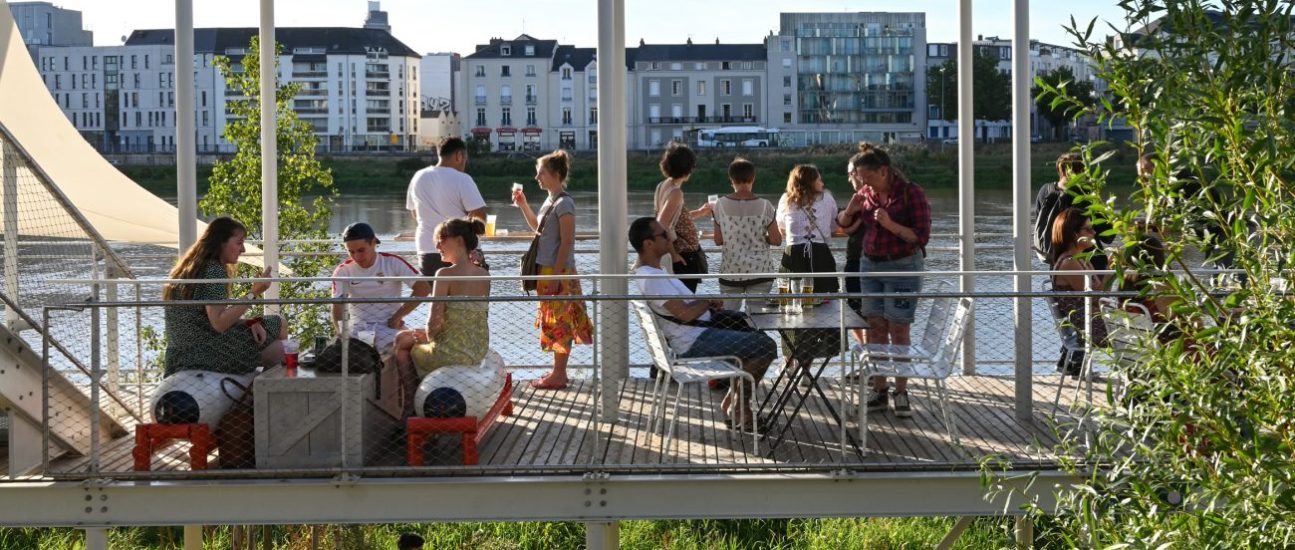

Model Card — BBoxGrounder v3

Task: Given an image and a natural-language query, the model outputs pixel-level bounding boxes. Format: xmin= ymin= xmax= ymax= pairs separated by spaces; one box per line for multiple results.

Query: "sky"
xmin=48 ymin=0 xmax=1134 ymax=54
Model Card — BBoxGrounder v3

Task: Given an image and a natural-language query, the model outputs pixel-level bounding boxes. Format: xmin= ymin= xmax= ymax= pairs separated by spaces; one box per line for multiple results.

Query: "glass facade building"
xmin=794 ymin=19 xmax=919 ymax=124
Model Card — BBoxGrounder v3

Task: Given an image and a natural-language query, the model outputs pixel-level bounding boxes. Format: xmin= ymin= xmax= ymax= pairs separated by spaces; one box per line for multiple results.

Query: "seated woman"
xmin=1049 ymin=208 xmax=1109 ymax=375
xmin=394 ymin=218 xmax=491 ymax=414
xmin=163 ymin=216 xmax=288 ymax=377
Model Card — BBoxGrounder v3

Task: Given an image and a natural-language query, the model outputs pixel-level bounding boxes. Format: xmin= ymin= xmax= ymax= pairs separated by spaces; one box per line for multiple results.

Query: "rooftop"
xmin=124 ymin=27 xmax=420 ymax=58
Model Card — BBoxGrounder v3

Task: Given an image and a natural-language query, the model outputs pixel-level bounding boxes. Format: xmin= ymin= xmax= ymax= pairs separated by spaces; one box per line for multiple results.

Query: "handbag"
xmin=520 ymin=192 xmax=569 ymax=292
xmin=215 ymin=377 xmax=255 ymax=469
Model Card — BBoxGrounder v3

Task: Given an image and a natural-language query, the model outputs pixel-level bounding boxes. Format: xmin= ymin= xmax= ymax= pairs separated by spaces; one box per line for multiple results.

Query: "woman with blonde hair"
xmin=514 ymin=150 xmax=595 ymax=390
xmin=162 ymin=216 xmax=287 ymax=376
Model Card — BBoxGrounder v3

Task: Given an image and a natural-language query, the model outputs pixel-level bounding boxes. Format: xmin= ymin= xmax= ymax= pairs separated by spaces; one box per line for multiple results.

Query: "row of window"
xmin=638 ymin=61 xmax=762 ymax=71
xmin=473 ymin=106 xmax=598 ymax=127
xmin=646 ymin=103 xmax=754 ymax=119
xmin=647 ymin=78 xmax=753 ymax=97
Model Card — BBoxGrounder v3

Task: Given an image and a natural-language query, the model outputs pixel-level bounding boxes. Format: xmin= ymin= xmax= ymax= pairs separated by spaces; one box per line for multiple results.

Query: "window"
xmin=144 ymin=55 xmax=150 ymax=69
xmin=475 ymin=85 xmax=486 ymax=104
xmin=650 ymin=129 xmax=661 ymax=145
xmin=524 ymin=45 xmax=534 ymax=56
xmin=697 ymin=81 xmax=706 ymax=95
xmin=671 ymin=104 xmax=683 ymax=118
xmin=501 ymin=107 xmax=512 ymax=126
xmin=721 ymin=61 xmax=731 ymax=70
xmin=500 ymin=65 xmax=511 ymax=77
xmin=525 ymin=64 xmax=535 ymax=76
xmin=589 ymin=107 xmax=597 ymax=124
xmin=694 ymin=62 xmax=705 ymax=71
xmin=475 ymin=65 xmax=485 ymax=77
xmin=54 ymin=74 xmax=61 ymax=90
xmin=671 ymin=80 xmax=682 ymax=96
xmin=783 ymin=93 xmax=791 ymax=106
xmin=159 ymin=73 xmax=165 ymax=87
xmin=721 ymin=103 xmax=731 ymax=118
xmin=526 ymin=106 xmax=536 ymax=126
xmin=561 ymin=87 xmax=572 ymax=101
xmin=201 ymin=91 xmax=207 ymax=107
xmin=131 ymin=55 xmax=137 ymax=69
xmin=648 ymin=79 xmax=660 ymax=96
xmin=782 ymin=58 xmax=792 ymax=68
xmin=670 ymin=63 xmax=682 ymax=70
xmin=561 ymin=67 xmax=572 ymax=80
xmin=500 ymin=85 xmax=512 ymax=103
xmin=720 ymin=80 xmax=731 ymax=95
xmin=133 ymin=73 xmax=140 ymax=88
xmin=81 ymin=93 xmax=88 ymax=108
xmin=648 ymin=104 xmax=660 ymax=119
xmin=781 ymin=38 xmax=791 ymax=52
xmin=501 ymin=44 xmax=512 ymax=56
xmin=741 ymin=79 xmax=753 ymax=96
xmin=784 ymin=112 xmax=792 ymax=123
xmin=525 ymin=84 xmax=536 ymax=102
xmin=562 ymin=107 xmax=572 ymax=125
xmin=783 ymin=76 xmax=792 ymax=87
xmin=743 ymin=104 xmax=753 ymax=118
xmin=476 ymin=108 xmax=486 ymax=126
xmin=202 ymin=111 xmax=209 ymax=126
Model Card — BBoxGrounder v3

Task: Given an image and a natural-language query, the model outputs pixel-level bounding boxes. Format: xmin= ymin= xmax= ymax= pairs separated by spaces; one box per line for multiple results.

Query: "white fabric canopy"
xmin=0 ymin=2 xmax=268 ymax=267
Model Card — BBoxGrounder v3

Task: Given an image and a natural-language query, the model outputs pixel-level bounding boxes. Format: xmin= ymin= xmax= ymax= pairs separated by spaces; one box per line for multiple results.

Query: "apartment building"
xmin=632 ymin=40 xmax=768 ymax=149
xmin=29 ymin=25 xmax=421 ymax=153
xmin=9 ymin=1 xmax=91 ymax=61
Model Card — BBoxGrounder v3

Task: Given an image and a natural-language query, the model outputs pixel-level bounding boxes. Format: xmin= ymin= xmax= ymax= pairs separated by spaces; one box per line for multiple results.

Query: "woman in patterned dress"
xmin=162 ymin=217 xmax=287 ymax=377
xmin=653 ymin=142 xmax=712 ymax=292
xmin=712 ymin=157 xmax=782 ymax=310
xmin=514 ymin=150 xmax=594 ymax=390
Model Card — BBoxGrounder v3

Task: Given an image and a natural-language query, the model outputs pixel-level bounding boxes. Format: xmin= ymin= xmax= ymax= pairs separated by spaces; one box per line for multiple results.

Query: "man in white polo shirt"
xmin=331 ymin=222 xmax=431 ymax=352
xmin=407 ymin=137 xmax=487 ymax=275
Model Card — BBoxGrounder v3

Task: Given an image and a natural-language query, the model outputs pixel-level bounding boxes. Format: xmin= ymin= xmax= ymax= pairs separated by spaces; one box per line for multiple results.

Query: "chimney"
xmin=686 ymin=37 xmax=692 ymax=45
xmin=639 ymin=38 xmax=645 ymax=46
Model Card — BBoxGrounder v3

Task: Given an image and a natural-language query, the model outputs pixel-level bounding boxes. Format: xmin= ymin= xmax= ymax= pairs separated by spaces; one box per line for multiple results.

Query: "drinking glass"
xmin=485 ymin=214 xmax=498 ymax=237
xmin=777 ymin=277 xmax=791 ymax=309
xmin=707 ymin=194 xmax=719 ymax=206
xmin=282 ymin=339 xmax=300 ymax=376
xmin=801 ymin=277 xmax=816 ymax=306
xmin=511 ymin=182 xmax=525 ymax=205
xmin=788 ymin=279 xmax=804 ymax=315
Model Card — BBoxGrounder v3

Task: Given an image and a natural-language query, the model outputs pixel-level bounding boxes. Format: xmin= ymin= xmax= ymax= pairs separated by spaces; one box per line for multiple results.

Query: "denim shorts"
xmin=858 ymin=253 xmax=924 ymax=324
xmin=681 ymin=327 xmax=777 ymax=368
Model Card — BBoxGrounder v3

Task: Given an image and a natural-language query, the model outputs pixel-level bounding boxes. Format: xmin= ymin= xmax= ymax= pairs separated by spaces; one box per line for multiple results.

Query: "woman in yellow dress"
xmin=394 ymin=218 xmax=492 ymax=412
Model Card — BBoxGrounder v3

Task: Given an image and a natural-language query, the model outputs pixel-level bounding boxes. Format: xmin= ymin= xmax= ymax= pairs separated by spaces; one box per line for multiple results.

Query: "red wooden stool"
xmin=132 ymin=423 xmax=216 ymax=471
xmin=406 ymin=373 xmax=514 ymax=466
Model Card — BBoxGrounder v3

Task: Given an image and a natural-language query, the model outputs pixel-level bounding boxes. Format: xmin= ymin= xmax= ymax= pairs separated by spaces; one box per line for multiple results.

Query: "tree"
xmin=202 ymin=36 xmax=337 ymax=341
xmin=1033 ymin=66 xmax=1095 ymax=140
xmin=924 ymin=49 xmax=1012 ymax=122
xmin=985 ymin=1 xmax=1295 ymax=546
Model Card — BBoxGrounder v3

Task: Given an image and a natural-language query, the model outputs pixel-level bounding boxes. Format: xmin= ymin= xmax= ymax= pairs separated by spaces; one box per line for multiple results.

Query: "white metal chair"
xmin=632 ymin=301 xmax=758 ymax=457
xmin=1044 ymin=278 xmax=1093 ymax=414
xmin=1096 ymin=297 xmax=1156 ymax=403
xmin=849 ymin=293 xmax=974 ymax=455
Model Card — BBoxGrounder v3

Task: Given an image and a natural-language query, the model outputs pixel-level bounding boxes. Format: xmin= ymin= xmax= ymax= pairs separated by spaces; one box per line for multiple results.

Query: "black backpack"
xmin=313 ymin=337 xmax=382 ymax=375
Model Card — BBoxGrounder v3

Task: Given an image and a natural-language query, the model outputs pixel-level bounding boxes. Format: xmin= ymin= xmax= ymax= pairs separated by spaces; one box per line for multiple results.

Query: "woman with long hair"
xmin=653 ymin=142 xmax=711 ymax=292
xmin=162 ymin=216 xmax=287 ymax=376
xmin=514 ymin=150 xmax=595 ymax=390
xmin=1050 ymin=207 xmax=1110 ymax=374
xmin=712 ymin=157 xmax=782 ymax=310
xmin=394 ymin=217 xmax=492 ymax=411
xmin=777 ymin=164 xmax=840 ymax=293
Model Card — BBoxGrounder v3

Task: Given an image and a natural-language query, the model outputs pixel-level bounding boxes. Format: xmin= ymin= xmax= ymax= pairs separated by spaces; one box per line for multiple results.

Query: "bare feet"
xmin=530 ymin=371 xmax=569 ymax=390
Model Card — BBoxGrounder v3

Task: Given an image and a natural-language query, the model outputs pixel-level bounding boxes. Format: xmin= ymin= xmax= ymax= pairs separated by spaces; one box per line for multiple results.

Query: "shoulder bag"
xmin=520 ymin=192 xmax=569 ymax=292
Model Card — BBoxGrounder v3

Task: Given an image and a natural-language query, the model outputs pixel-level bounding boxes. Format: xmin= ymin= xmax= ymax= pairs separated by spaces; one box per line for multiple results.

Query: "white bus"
xmin=693 ymin=126 xmax=781 ymax=148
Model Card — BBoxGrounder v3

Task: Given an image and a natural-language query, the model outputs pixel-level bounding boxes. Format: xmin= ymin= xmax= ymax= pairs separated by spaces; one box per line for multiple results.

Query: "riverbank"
xmin=124 ymin=143 xmax=1137 ymax=198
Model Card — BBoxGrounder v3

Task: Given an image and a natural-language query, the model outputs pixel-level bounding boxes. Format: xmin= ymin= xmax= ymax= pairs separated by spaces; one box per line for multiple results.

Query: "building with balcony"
xmin=29 ymin=24 xmax=421 ymax=153
xmin=457 ymin=34 xmax=559 ymax=152
xmin=632 ymin=40 xmax=767 ymax=150
xmin=767 ymin=12 xmax=929 ymax=146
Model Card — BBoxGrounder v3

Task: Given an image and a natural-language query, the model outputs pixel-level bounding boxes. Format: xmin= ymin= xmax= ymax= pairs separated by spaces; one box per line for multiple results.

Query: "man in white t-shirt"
xmin=629 ymin=216 xmax=776 ymax=430
xmin=406 ymin=137 xmax=487 ymax=275
xmin=331 ymin=222 xmax=431 ymax=352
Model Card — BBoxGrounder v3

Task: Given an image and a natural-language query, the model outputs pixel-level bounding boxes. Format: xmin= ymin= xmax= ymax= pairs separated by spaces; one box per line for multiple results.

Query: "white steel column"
xmin=597 ymin=0 xmax=628 ymax=422
xmin=586 ymin=521 xmax=620 ymax=550
xmin=2 ymin=140 xmax=18 ymax=329
xmin=83 ymin=527 xmax=108 ymax=550
xmin=259 ymin=0 xmax=279 ymax=302
xmin=1011 ymin=0 xmax=1034 ymax=421
xmin=174 ymin=0 xmax=197 ymax=251
xmin=957 ymin=0 xmax=976 ymax=375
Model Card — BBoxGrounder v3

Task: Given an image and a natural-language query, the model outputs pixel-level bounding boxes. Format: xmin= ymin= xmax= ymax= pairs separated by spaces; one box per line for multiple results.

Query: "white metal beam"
xmin=596 ymin=0 xmax=629 ymax=422
xmin=83 ymin=527 xmax=107 ymax=550
xmin=0 ymin=472 xmax=1074 ymax=527
xmin=1012 ymin=0 xmax=1035 ymax=421
xmin=174 ymin=0 xmax=197 ymax=252
xmin=586 ymin=521 xmax=619 ymax=550
xmin=259 ymin=0 xmax=279 ymax=304
xmin=958 ymin=0 xmax=977 ymax=375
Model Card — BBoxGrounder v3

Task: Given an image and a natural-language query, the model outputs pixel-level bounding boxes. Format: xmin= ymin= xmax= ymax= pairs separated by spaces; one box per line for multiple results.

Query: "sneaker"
xmin=866 ymin=388 xmax=888 ymax=413
xmin=892 ymin=391 xmax=912 ymax=418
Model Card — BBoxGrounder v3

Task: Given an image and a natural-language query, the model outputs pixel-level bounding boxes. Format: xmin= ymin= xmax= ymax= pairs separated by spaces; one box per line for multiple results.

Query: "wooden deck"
xmin=32 ymin=373 xmax=1102 ymax=477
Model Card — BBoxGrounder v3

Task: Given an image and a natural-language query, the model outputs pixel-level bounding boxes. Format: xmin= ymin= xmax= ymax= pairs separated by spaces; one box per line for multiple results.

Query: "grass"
xmin=0 ymin=517 xmax=1020 ymax=549
xmin=123 ymin=143 xmax=1138 ymax=200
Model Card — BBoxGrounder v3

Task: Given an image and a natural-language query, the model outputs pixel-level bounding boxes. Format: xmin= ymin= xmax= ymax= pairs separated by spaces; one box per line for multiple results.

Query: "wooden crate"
xmin=254 ymin=366 xmax=401 ymax=469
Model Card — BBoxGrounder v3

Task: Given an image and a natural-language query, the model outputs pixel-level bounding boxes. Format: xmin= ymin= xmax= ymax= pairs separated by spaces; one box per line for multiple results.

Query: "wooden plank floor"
xmin=38 ymin=374 xmax=1104 ymax=476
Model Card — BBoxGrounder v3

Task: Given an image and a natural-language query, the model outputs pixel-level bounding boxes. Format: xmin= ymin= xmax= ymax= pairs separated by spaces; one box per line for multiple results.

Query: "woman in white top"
xmin=776 ymin=164 xmax=840 ymax=293
xmin=712 ymin=157 xmax=782 ymax=310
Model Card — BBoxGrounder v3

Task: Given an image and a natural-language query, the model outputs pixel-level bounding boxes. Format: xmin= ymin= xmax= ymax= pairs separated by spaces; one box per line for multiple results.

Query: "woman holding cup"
xmin=514 ymin=150 xmax=594 ymax=390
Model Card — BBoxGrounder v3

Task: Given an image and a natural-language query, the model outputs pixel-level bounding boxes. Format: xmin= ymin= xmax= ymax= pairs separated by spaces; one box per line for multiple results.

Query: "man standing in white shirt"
xmin=331 ymin=222 xmax=431 ymax=353
xmin=407 ymin=137 xmax=487 ymax=275
xmin=630 ymin=217 xmax=776 ymax=430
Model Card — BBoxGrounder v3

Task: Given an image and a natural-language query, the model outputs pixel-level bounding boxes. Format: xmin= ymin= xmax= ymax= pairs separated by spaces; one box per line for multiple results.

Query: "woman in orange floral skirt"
xmin=514 ymin=150 xmax=594 ymax=390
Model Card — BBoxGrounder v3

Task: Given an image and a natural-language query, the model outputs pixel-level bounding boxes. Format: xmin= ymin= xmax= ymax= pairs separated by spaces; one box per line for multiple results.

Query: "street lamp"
xmin=939 ymin=65 xmax=946 ymax=122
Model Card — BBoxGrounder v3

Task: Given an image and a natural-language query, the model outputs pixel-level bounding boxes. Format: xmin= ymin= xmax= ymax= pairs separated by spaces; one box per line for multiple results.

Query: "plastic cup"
xmin=283 ymin=339 xmax=299 ymax=375
xmin=801 ymin=277 xmax=816 ymax=306
xmin=788 ymin=279 xmax=803 ymax=315
xmin=485 ymin=214 xmax=498 ymax=237
xmin=511 ymin=182 xmax=524 ymax=205
xmin=708 ymin=194 xmax=719 ymax=205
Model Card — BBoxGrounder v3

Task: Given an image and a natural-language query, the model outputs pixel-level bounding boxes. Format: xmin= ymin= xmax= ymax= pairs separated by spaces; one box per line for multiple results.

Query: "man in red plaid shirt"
xmin=837 ymin=143 xmax=931 ymax=418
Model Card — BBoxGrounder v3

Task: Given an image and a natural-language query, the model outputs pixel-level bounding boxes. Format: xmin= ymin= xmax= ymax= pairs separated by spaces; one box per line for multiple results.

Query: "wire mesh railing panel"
xmin=32 ymin=272 xmax=1127 ymax=480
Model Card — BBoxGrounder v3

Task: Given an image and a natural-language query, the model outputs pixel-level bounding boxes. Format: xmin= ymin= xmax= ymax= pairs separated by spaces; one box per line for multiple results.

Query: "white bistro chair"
xmin=849 ymin=291 xmax=974 ymax=455
xmin=632 ymin=301 xmax=758 ymax=457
